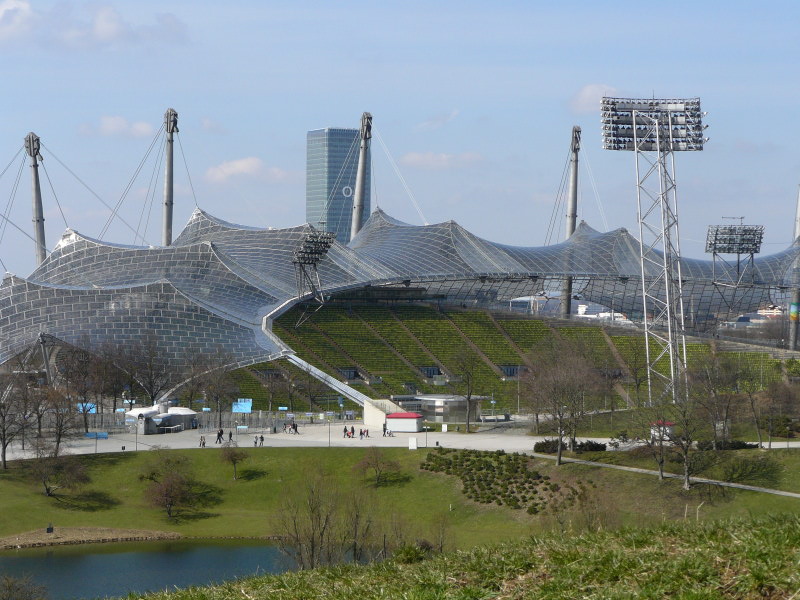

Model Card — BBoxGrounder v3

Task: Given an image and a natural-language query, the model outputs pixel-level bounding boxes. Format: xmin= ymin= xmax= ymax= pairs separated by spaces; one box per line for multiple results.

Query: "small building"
xmin=650 ymin=420 xmax=675 ymax=443
xmin=385 ymin=412 xmax=423 ymax=433
xmin=391 ymin=394 xmax=484 ymax=423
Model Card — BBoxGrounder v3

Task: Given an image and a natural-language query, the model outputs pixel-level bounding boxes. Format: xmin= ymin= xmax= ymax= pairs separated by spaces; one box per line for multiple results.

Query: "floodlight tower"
xmin=293 ymin=230 xmax=336 ymax=304
xmin=601 ymin=97 xmax=707 ymax=404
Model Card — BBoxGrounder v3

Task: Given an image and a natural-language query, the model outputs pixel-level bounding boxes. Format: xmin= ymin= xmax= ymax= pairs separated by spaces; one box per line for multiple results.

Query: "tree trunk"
xmin=748 ymin=397 xmax=763 ymax=448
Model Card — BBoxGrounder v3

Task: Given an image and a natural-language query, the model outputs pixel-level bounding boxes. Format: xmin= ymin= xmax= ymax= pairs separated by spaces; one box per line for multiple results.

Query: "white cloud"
xmin=570 ymin=84 xmax=619 ymax=114
xmin=400 ymin=151 xmax=483 ymax=170
xmin=0 ymin=2 xmax=186 ymax=49
xmin=0 ymin=0 xmax=34 ymax=41
xmin=415 ymin=109 xmax=460 ymax=131
xmin=92 ymin=116 xmax=154 ymax=138
xmin=206 ymin=157 xmax=286 ymax=183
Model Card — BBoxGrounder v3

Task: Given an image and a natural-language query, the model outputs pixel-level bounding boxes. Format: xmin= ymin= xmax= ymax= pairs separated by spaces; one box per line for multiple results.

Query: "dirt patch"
xmin=0 ymin=527 xmax=181 ymax=550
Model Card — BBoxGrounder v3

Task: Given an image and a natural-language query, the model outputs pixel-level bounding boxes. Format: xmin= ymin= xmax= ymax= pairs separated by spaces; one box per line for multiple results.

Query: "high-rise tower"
xmin=306 ymin=126 xmax=371 ymax=244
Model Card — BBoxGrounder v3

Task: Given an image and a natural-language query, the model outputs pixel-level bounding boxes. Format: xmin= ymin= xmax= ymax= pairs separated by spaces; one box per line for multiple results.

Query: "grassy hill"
xmin=231 ymin=302 xmax=788 ymax=415
xmin=133 ymin=512 xmax=800 ymax=599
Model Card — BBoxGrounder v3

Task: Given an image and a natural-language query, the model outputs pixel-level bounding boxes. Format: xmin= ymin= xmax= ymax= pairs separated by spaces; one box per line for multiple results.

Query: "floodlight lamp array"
xmin=601 ymin=97 xmax=707 ymax=152
xmin=293 ymin=231 xmax=336 ymax=265
xmin=705 ymin=225 xmax=764 ymax=255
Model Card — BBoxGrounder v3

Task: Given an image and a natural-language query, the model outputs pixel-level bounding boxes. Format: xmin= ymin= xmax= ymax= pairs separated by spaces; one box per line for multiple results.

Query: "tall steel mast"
xmin=560 ymin=126 xmax=581 ymax=319
xmin=162 ymin=108 xmax=179 ymax=247
xmin=602 ymin=97 xmax=706 ymax=404
xmin=350 ymin=112 xmax=372 ymax=241
xmin=25 ymin=132 xmax=47 ymax=266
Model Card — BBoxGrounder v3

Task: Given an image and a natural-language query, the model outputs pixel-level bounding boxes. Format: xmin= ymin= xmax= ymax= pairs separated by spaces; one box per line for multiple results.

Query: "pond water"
xmin=0 ymin=539 xmax=293 ymax=600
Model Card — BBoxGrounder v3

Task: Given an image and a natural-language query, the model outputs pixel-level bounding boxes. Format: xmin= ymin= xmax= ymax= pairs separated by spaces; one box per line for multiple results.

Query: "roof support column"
xmin=560 ymin=126 xmax=581 ymax=319
xmin=350 ymin=112 xmax=372 ymax=241
xmin=25 ymin=133 xmax=47 ymax=266
xmin=162 ymin=108 xmax=179 ymax=247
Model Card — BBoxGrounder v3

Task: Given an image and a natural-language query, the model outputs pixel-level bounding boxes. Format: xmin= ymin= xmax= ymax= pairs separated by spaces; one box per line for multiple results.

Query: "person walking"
xmin=216 ymin=428 xmax=223 ymax=444
xmin=343 ymin=425 xmax=348 ymax=438
xmin=254 ymin=435 xmax=258 ymax=447
xmin=259 ymin=434 xmax=264 ymax=446
xmin=228 ymin=430 xmax=233 ymax=442
xmin=382 ymin=423 xmax=387 ymax=437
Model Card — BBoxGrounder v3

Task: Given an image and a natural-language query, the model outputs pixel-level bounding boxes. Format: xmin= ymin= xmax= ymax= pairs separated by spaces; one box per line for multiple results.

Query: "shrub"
xmin=575 ymin=440 xmax=607 ymax=453
xmin=534 ymin=439 xmax=565 ymax=453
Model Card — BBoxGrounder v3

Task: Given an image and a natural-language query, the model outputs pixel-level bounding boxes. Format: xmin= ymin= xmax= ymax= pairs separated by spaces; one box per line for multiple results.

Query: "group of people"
xmin=283 ymin=422 xmax=299 ymax=434
xmin=214 ymin=428 xmax=232 ymax=444
xmin=343 ymin=425 xmax=371 ymax=439
xmin=253 ymin=434 xmax=264 ymax=446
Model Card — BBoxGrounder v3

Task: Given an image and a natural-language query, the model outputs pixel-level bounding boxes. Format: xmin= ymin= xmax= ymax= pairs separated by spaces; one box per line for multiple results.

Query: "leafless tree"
xmin=273 ymin=470 xmax=342 ymax=569
xmin=450 ymin=349 xmax=483 ymax=433
xmin=28 ymin=442 xmax=89 ymax=497
xmin=121 ymin=333 xmax=174 ymax=405
xmin=526 ymin=336 xmax=602 ymax=465
xmin=140 ymin=449 xmax=196 ymax=519
xmin=761 ymin=382 xmax=795 ymax=448
xmin=0 ymin=369 xmax=32 ymax=469
xmin=42 ymin=386 xmax=77 ymax=457
xmin=60 ymin=344 xmax=96 ymax=434
xmin=690 ymin=352 xmax=738 ymax=449
xmin=220 ymin=442 xmax=248 ymax=480
xmin=353 ymin=446 xmax=401 ymax=486
xmin=201 ymin=351 xmax=239 ymax=430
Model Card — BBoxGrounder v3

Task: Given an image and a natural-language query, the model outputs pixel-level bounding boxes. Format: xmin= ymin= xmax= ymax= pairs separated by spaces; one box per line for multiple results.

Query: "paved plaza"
xmin=6 ymin=420 xmax=798 ymax=462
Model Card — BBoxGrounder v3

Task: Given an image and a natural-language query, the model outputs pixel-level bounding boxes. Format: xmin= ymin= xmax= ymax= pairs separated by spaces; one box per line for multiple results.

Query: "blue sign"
xmin=202 ymin=407 xmax=211 ymax=412
xmin=232 ymin=399 xmax=253 ymax=413
xmin=76 ymin=403 xmax=96 ymax=414
xmin=278 ymin=406 xmax=288 ymax=411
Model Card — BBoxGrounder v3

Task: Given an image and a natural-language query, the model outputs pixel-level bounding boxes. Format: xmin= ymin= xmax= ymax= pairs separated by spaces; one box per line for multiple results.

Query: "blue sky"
xmin=1 ymin=0 xmax=799 ymax=276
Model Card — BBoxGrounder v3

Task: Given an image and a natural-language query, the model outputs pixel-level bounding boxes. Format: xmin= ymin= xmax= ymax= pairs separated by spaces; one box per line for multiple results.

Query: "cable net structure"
xmin=1 ymin=207 xmax=799 ymax=378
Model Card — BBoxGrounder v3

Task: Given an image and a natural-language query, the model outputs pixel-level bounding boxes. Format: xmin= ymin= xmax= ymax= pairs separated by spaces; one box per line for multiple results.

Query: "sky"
xmin=1 ymin=0 xmax=800 ymax=277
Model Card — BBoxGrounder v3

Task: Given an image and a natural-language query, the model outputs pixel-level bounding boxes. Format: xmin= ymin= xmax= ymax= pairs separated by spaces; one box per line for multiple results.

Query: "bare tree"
xmin=28 ymin=442 xmax=89 ymax=497
xmin=735 ymin=356 xmax=776 ymax=449
xmin=450 ymin=349 xmax=483 ymax=433
xmin=527 ymin=336 xmax=602 ymax=465
xmin=140 ymin=449 xmax=195 ymax=519
xmin=273 ymin=470 xmax=342 ymax=569
xmin=59 ymin=343 xmax=96 ymax=434
xmin=690 ymin=352 xmax=738 ymax=449
xmin=121 ymin=333 xmax=174 ymax=405
xmin=42 ymin=386 xmax=77 ymax=457
xmin=616 ymin=336 xmax=649 ymax=406
xmin=0 ymin=369 xmax=31 ymax=469
xmin=220 ymin=442 xmax=248 ymax=480
xmin=666 ymin=383 xmax=705 ymax=491
xmin=761 ymin=382 xmax=795 ymax=448
xmin=353 ymin=447 xmax=401 ymax=486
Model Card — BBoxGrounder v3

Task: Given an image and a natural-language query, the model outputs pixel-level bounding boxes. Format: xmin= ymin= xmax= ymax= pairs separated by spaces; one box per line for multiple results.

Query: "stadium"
xmin=3 ymin=104 xmax=800 ymax=418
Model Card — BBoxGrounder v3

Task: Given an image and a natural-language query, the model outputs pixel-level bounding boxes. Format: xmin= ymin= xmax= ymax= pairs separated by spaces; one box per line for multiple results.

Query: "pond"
xmin=0 ymin=539 xmax=293 ymax=600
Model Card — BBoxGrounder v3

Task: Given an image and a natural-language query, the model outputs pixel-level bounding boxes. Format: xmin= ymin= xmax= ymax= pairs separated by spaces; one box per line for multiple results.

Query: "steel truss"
xmin=633 ymin=113 xmax=689 ymax=404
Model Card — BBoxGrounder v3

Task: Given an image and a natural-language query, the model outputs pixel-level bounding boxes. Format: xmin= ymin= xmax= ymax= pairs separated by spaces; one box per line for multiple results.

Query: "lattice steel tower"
xmin=602 ymin=97 xmax=707 ymax=403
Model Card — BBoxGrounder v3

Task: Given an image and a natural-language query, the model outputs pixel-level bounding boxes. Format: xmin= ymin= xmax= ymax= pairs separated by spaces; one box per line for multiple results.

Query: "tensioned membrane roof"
xmin=1 ymin=207 xmax=798 ymax=372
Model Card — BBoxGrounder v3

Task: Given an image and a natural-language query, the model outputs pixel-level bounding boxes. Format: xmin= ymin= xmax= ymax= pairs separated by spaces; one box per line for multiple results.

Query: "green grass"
xmin=0 ymin=448 xmax=530 ymax=549
xmin=125 ymin=512 xmax=800 ymax=599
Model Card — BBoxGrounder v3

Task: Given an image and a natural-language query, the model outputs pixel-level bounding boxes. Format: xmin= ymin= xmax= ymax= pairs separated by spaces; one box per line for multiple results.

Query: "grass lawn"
xmin=0 ymin=448 xmax=533 ymax=549
xmin=3 ymin=445 xmax=799 ymax=553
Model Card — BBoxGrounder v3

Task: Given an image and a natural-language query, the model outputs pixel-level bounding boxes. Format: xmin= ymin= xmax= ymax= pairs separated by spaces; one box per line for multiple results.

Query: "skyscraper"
xmin=306 ymin=127 xmax=371 ymax=244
